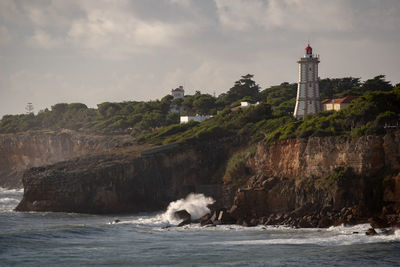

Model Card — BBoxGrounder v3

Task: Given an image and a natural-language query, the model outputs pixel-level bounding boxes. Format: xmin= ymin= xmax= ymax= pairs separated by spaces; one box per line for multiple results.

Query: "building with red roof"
xmin=321 ymin=96 xmax=359 ymax=111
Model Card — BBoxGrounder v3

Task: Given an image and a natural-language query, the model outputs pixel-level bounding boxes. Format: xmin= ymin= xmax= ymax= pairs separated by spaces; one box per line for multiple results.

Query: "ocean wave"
xmin=210 ymin=226 xmax=400 ymax=247
xmin=111 ymin=193 xmax=215 ymax=227
xmin=0 ymin=197 xmax=20 ymax=204
xmin=0 ymin=187 xmax=23 ymax=194
xmin=0 ymin=187 xmax=23 ymax=211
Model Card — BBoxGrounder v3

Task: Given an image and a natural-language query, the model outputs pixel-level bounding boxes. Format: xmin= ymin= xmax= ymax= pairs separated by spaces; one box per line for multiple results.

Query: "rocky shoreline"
xmin=170 ymin=207 xmax=399 ymax=237
xmin=13 ymin=131 xmax=400 ymax=230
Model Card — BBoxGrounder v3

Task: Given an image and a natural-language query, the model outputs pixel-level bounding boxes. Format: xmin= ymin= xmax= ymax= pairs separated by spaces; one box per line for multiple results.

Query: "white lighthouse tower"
xmin=293 ymin=44 xmax=321 ymax=119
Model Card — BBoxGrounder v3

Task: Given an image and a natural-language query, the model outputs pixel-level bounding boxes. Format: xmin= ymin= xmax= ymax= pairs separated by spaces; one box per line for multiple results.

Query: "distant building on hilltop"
xmin=170 ymin=85 xmax=185 ymax=114
xmin=321 ymin=96 xmax=359 ymax=111
xmin=293 ymin=44 xmax=321 ymax=119
xmin=231 ymin=101 xmax=259 ymax=111
xmin=171 ymin=86 xmax=184 ymax=99
xmin=180 ymin=115 xmax=212 ymax=123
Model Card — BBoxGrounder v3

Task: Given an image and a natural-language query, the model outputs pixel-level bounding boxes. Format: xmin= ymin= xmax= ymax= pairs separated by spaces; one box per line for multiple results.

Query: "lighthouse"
xmin=293 ymin=44 xmax=321 ymax=119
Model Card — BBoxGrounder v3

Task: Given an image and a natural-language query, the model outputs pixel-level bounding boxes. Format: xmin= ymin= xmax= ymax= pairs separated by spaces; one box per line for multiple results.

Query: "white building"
xmin=171 ymin=86 xmax=184 ymax=99
xmin=293 ymin=44 xmax=321 ymax=119
xmin=180 ymin=115 xmax=212 ymax=123
xmin=231 ymin=101 xmax=260 ymax=111
xmin=170 ymin=86 xmax=185 ymax=114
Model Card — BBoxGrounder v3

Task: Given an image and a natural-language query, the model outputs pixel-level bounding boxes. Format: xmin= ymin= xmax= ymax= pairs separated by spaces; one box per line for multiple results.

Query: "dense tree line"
xmin=0 ymin=74 xmax=398 ymax=143
xmin=140 ymin=75 xmax=399 ymax=145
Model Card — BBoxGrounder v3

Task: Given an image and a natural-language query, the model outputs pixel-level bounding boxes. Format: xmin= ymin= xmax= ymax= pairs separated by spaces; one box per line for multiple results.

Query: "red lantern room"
xmin=305 ymin=44 xmax=312 ymax=55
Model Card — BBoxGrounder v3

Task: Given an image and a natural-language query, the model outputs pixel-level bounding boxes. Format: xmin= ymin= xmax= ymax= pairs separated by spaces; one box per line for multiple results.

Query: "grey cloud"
xmin=0 ymin=0 xmax=399 ymax=118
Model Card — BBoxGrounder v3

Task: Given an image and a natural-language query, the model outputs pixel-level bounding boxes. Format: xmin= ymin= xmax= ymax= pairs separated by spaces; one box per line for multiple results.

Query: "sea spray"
xmin=162 ymin=193 xmax=215 ymax=224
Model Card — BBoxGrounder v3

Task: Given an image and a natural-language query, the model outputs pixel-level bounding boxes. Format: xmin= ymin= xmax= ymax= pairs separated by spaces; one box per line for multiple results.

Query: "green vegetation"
xmin=224 ymin=145 xmax=257 ymax=180
xmin=1 ymin=74 xmax=399 ymax=148
xmin=265 ymin=83 xmax=400 ymax=143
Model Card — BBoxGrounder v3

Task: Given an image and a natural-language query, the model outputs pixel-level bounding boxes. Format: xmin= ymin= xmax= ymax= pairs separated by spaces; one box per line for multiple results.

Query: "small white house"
xmin=231 ymin=101 xmax=260 ymax=111
xmin=180 ymin=115 xmax=212 ymax=123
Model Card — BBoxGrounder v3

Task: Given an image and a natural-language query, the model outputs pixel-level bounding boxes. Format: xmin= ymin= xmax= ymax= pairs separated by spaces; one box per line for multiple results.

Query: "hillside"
xmin=10 ymin=74 xmax=400 ymax=228
xmin=1 ymin=75 xmax=396 ymax=142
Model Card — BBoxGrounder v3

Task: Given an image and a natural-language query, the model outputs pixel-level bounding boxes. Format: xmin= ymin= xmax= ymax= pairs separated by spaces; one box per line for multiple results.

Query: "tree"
xmin=223 ymin=74 xmax=260 ymax=104
xmin=192 ymin=94 xmax=216 ymax=115
xmin=361 ymin=75 xmax=392 ymax=93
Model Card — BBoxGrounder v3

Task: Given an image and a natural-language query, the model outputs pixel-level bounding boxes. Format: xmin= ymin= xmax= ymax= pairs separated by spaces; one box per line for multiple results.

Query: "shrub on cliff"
xmin=223 ymin=146 xmax=257 ymax=186
xmin=265 ymin=85 xmax=400 ymax=143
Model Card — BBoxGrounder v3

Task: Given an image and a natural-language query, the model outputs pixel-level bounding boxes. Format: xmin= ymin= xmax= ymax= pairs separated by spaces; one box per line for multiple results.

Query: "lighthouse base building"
xmin=293 ymin=44 xmax=321 ymax=120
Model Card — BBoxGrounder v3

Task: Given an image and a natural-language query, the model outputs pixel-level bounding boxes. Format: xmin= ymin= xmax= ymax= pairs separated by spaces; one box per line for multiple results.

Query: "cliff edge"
xmin=225 ymin=131 xmax=400 ymax=227
xmin=16 ymin=141 xmax=229 ymax=213
xmin=0 ymin=130 xmax=132 ymax=188
xmin=16 ymin=131 xmax=400 ymax=227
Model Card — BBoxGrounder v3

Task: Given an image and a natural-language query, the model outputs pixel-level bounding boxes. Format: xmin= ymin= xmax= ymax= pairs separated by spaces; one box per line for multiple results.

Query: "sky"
xmin=0 ymin=0 xmax=399 ymax=117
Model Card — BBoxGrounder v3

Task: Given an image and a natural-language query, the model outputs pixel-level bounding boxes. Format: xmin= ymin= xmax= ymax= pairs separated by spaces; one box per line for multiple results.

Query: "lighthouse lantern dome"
xmin=305 ymin=44 xmax=312 ymax=56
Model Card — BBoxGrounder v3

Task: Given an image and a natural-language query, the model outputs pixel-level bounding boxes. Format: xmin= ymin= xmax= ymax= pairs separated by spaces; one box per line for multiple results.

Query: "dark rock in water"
xmin=318 ymin=216 xmax=332 ymax=228
xmin=201 ymin=219 xmax=213 ymax=226
xmin=178 ymin=218 xmax=191 ymax=227
xmin=297 ymin=218 xmax=313 ymax=228
xmin=200 ymin=214 xmax=213 ymax=226
xmin=218 ymin=210 xmax=236 ymax=224
xmin=114 ymin=219 xmax=120 ymax=224
xmin=352 ymin=231 xmax=359 ymax=234
xmin=241 ymin=220 xmax=256 ymax=227
xmin=191 ymin=218 xmax=201 ymax=224
xmin=174 ymin=210 xmax=191 ymax=222
xmin=381 ymin=228 xmax=395 ymax=235
xmin=213 ymin=220 xmax=222 ymax=225
xmin=228 ymin=205 xmax=240 ymax=219
xmin=368 ymin=216 xmax=389 ymax=229
xmin=250 ymin=218 xmax=259 ymax=226
xmin=210 ymin=211 xmax=218 ymax=223
xmin=366 ymin=228 xmax=377 ymax=236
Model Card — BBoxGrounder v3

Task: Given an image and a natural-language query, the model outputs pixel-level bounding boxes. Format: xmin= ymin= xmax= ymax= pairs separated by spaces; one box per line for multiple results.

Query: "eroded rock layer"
xmin=0 ymin=130 xmax=129 ymax=188
xmin=16 ymin=131 xmax=400 ymax=227
xmin=16 ymin=142 xmax=228 ymax=213
xmin=225 ymin=131 xmax=400 ymax=227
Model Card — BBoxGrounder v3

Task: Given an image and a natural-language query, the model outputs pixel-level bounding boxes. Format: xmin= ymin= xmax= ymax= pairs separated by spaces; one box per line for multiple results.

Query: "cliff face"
xmin=0 ymin=130 xmax=128 ymax=188
xmin=227 ymin=131 xmax=400 ymax=226
xmin=16 ymin=131 xmax=400 ymax=227
xmin=16 ymin=142 xmax=229 ymax=213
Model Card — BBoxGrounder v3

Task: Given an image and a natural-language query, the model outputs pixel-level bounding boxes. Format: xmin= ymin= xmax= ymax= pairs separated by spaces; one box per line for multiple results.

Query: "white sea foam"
xmin=161 ymin=193 xmax=215 ymax=224
xmin=211 ymin=224 xmax=400 ymax=246
xmin=0 ymin=187 xmax=23 ymax=194
xmin=112 ymin=193 xmax=215 ymax=227
xmin=0 ymin=197 xmax=20 ymax=204
xmin=0 ymin=187 xmax=23 ymax=211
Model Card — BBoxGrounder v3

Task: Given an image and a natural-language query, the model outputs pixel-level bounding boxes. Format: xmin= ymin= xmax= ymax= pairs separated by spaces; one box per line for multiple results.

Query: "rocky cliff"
xmin=16 ymin=141 xmax=229 ymax=213
xmin=226 ymin=131 xmax=400 ymax=227
xmin=0 ymin=130 xmax=132 ymax=188
xmin=16 ymin=131 xmax=400 ymax=227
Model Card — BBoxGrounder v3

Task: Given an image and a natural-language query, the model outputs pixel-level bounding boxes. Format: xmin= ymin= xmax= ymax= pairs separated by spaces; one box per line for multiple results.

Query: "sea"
xmin=1 ymin=188 xmax=400 ymax=266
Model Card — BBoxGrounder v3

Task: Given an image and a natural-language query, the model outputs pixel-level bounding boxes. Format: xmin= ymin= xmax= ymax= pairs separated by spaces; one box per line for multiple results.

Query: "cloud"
xmin=215 ymin=0 xmax=356 ymax=32
xmin=67 ymin=2 xmax=188 ymax=59
xmin=1 ymin=0 xmax=400 ymax=118
xmin=28 ymin=29 xmax=64 ymax=49
xmin=0 ymin=26 xmax=11 ymax=45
